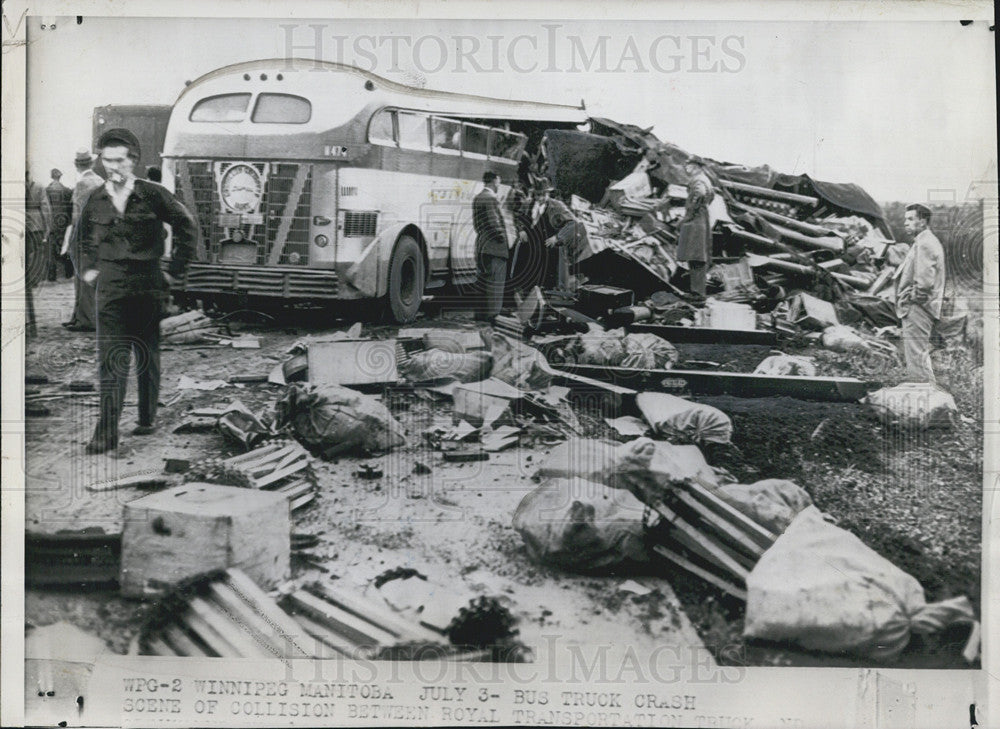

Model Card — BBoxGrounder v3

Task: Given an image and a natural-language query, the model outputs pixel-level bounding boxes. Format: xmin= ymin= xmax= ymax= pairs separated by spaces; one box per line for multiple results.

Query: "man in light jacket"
xmin=893 ymin=203 xmax=945 ymax=384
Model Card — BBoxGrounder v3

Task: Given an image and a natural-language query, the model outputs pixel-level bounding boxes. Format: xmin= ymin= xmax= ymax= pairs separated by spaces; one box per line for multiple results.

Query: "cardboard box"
xmin=790 ymin=292 xmax=839 ymax=330
xmin=121 ymin=483 xmax=290 ymax=597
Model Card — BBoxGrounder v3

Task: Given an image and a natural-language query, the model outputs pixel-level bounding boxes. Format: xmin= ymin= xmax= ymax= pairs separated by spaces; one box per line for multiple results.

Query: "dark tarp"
xmin=544 ymin=129 xmax=642 ymax=204
xmin=714 ymin=164 xmax=889 ymax=234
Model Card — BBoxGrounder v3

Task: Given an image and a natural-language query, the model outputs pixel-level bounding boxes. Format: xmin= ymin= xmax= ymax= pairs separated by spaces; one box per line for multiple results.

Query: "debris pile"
xmin=515 ymin=118 xmax=970 ymax=356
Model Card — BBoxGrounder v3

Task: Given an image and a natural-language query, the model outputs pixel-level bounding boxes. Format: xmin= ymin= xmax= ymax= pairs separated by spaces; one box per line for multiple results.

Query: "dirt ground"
xmin=22 ymin=278 xmax=983 ymax=669
xmin=22 ymin=279 xmax=707 ymax=663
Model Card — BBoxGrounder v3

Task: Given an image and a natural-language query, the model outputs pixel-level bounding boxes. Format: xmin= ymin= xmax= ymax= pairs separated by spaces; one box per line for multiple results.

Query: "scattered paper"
xmin=177 ymin=375 xmax=229 ymax=391
xmin=617 ymin=580 xmax=653 ymax=596
xmin=605 ymin=416 xmax=650 ymax=437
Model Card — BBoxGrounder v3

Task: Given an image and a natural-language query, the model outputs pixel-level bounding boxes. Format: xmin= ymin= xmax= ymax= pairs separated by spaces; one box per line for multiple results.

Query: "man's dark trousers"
xmin=476 ymin=250 xmax=507 ymax=322
xmin=93 ymin=275 xmax=163 ymax=446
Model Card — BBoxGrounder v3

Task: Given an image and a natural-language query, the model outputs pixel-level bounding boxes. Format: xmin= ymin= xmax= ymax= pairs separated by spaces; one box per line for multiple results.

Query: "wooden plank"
xmin=730 ymin=200 xmax=839 ymax=237
xmin=267 ymin=164 xmax=310 ymax=265
xmin=145 ymin=636 xmax=176 ymax=657
xmin=189 ymin=597 xmax=274 ymax=659
xmin=672 ymin=490 xmax=764 ymax=561
xmin=287 ymin=590 xmax=397 ymax=647
xmin=289 ymin=612 xmax=358 ymax=657
xmin=254 ymin=459 xmax=310 ymax=489
xmin=224 ymin=569 xmax=314 ymax=656
xmin=746 ymin=253 xmax=870 ymax=289
xmin=224 ymin=443 xmax=285 ymax=468
xmin=652 ymin=544 xmax=747 ymax=601
xmin=289 ymin=493 xmax=315 ymax=510
xmin=305 ymin=582 xmax=444 ymax=644
xmin=766 ymin=221 xmax=843 ymax=252
xmin=719 ymin=179 xmax=818 ymax=206
xmin=207 ymin=582 xmax=307 ymax=659
xmin=273 ymin=446 xmax=309 ymax=473
xmin=551 ymin=363 xmax=876 ymax=402
xmin=683 ymin=479 xmax=778 ymax=547
xmin=274 ymin=479 xmax=313 ymax=499
xmin=163 ymin=625 xmax=212 ymax=657
xmin=651 ymin=501 xmax=749 ymax=582
xmin=180 ymin=608 xmax=244 ymax=658
xmin=626 ymin=323 xmax=778 ymax=346
xmin=243 ymin=445 xmax=297 ymax=474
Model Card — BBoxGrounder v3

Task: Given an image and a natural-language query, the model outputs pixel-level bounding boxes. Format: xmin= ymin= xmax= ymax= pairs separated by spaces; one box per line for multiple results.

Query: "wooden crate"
xmin=121 ymin=483 xmax=290 ymax=597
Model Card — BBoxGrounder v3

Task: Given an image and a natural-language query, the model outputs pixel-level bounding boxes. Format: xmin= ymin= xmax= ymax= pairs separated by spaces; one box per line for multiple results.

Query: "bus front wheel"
xmin=386 ymin=235 xmax=425 ymax=323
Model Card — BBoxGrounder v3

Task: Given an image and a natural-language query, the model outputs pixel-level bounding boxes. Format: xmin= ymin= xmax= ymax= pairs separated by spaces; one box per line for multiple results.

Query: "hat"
xmin=685 ymin=155 xmax=707 ymax=167
xmin=532 ymin=176 xmax=554 ymax=193
xmin=97 ymin=128 xmax=141 ymax=158
xmin=905 ymin=202 xmax=932 ymax=219
xmin=74 ymin=148 xmax=95 ymax=165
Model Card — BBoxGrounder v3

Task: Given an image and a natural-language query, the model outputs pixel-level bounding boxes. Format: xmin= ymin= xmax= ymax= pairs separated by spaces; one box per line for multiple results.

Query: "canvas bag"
xmin=273 ymin=383 xmax=407 ymax=458
xmin=715 ymin=479 xmax=813 ymax=534
xmin=636 ymin=392 xmax=733 ymax=444
xmin=863 ymin=383 xmax=957 ymax=429
xmin=745 ymin=506 xmax=975 ymax=661
xmin=512 ymin=478 xmax=651 ymax=571
xmin=401 ymin=349 xmax=492 ymax=384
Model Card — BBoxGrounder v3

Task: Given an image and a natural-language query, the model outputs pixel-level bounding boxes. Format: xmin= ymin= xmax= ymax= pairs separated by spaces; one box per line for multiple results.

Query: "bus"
xmin=162 ymin=58 xmax=588 ymax=322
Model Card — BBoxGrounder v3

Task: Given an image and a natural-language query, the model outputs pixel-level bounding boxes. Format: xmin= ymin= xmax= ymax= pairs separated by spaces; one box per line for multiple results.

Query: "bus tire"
xmin=386 ymin=235 xmax=425 ymax=324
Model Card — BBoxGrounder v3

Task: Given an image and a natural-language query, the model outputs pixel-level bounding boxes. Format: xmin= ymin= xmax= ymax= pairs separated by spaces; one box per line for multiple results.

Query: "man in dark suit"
xmin=78 ymin=129 xmax=199 ymax=454
xmin=472 ymin=171 xmax=508 ymax=322
xmin=62 ymin=149 xmax=105 ymax=331
xmin=46 ymin=168 xmax=74 ymax=279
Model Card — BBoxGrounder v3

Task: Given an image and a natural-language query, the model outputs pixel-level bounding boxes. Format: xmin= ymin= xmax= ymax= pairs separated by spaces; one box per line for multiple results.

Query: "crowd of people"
xmin=471 ymin=170 xmax=589 ymax=323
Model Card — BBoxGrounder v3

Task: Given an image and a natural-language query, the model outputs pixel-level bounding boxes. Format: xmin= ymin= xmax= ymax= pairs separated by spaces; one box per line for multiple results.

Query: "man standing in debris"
xmin=46 ymin=168 xmax=74 ymax=280
xmin=543 ymin=193 xmax=586 ymax=293
xmin=894 ymin=203 xmax=945 ymax=384
xmin=472 ymin=171 xmax=508 ymax=323
xmin=62 ymin=149 xmax=105 ymax=331
xmin=676 ymin=156 xmax=715 ymax=301
xmin=79 ymin=129 xmax=198 ymax=454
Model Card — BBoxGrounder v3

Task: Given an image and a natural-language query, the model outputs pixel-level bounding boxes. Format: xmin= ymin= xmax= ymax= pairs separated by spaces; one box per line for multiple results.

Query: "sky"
xmin=24 ymin=14 xmax=997 ymax=204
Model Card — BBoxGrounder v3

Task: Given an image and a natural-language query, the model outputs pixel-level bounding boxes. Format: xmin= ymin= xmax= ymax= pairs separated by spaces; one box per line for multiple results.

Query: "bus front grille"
xmin=175 ymin=160 xmax=313 ymax=267
xmin=183 ymin=264 xmax=338 ymax=298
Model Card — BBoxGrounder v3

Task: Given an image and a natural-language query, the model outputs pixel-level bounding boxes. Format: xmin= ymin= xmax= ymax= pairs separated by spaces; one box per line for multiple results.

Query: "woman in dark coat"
xmin=676 ymin=156 xmax=715 ymax=300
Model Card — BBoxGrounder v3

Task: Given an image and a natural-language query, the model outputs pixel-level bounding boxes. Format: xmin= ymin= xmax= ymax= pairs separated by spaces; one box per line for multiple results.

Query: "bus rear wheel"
xmin=386 ymin=235 xmax=425 ymax=323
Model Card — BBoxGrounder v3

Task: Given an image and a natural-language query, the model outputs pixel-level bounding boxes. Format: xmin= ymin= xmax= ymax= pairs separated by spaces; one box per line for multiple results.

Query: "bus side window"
xmin=369 ymin=109 xmax=395 ymax=145
xmin=398 ymin=111 xmax=430 ymax=151
xmin=431 ymin=117 xmax=462 ymax=154
xmin=489 ymin=129 xmax=526 ymax=160
xmin=462 ymin=123 xmax=489 ymax=158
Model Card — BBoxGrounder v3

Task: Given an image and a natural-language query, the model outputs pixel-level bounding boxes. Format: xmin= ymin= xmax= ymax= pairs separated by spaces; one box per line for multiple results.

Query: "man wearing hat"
xmin=472 ymin=170 xmax=509 ymax=322
xmin=62 ymin=149 xmax=105 ymax=331
xmin=45 ymin=168 xmax=74 ymax=280
xmin=78 ymin=129 xmax=199 ymax=454
xmin=894 ymin=203 xmax=945 ymax=384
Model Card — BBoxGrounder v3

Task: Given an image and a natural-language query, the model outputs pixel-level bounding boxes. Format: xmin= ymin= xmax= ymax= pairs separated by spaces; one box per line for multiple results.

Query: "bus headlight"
xmin=314 ymin=234 xmax=329 ymax=248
